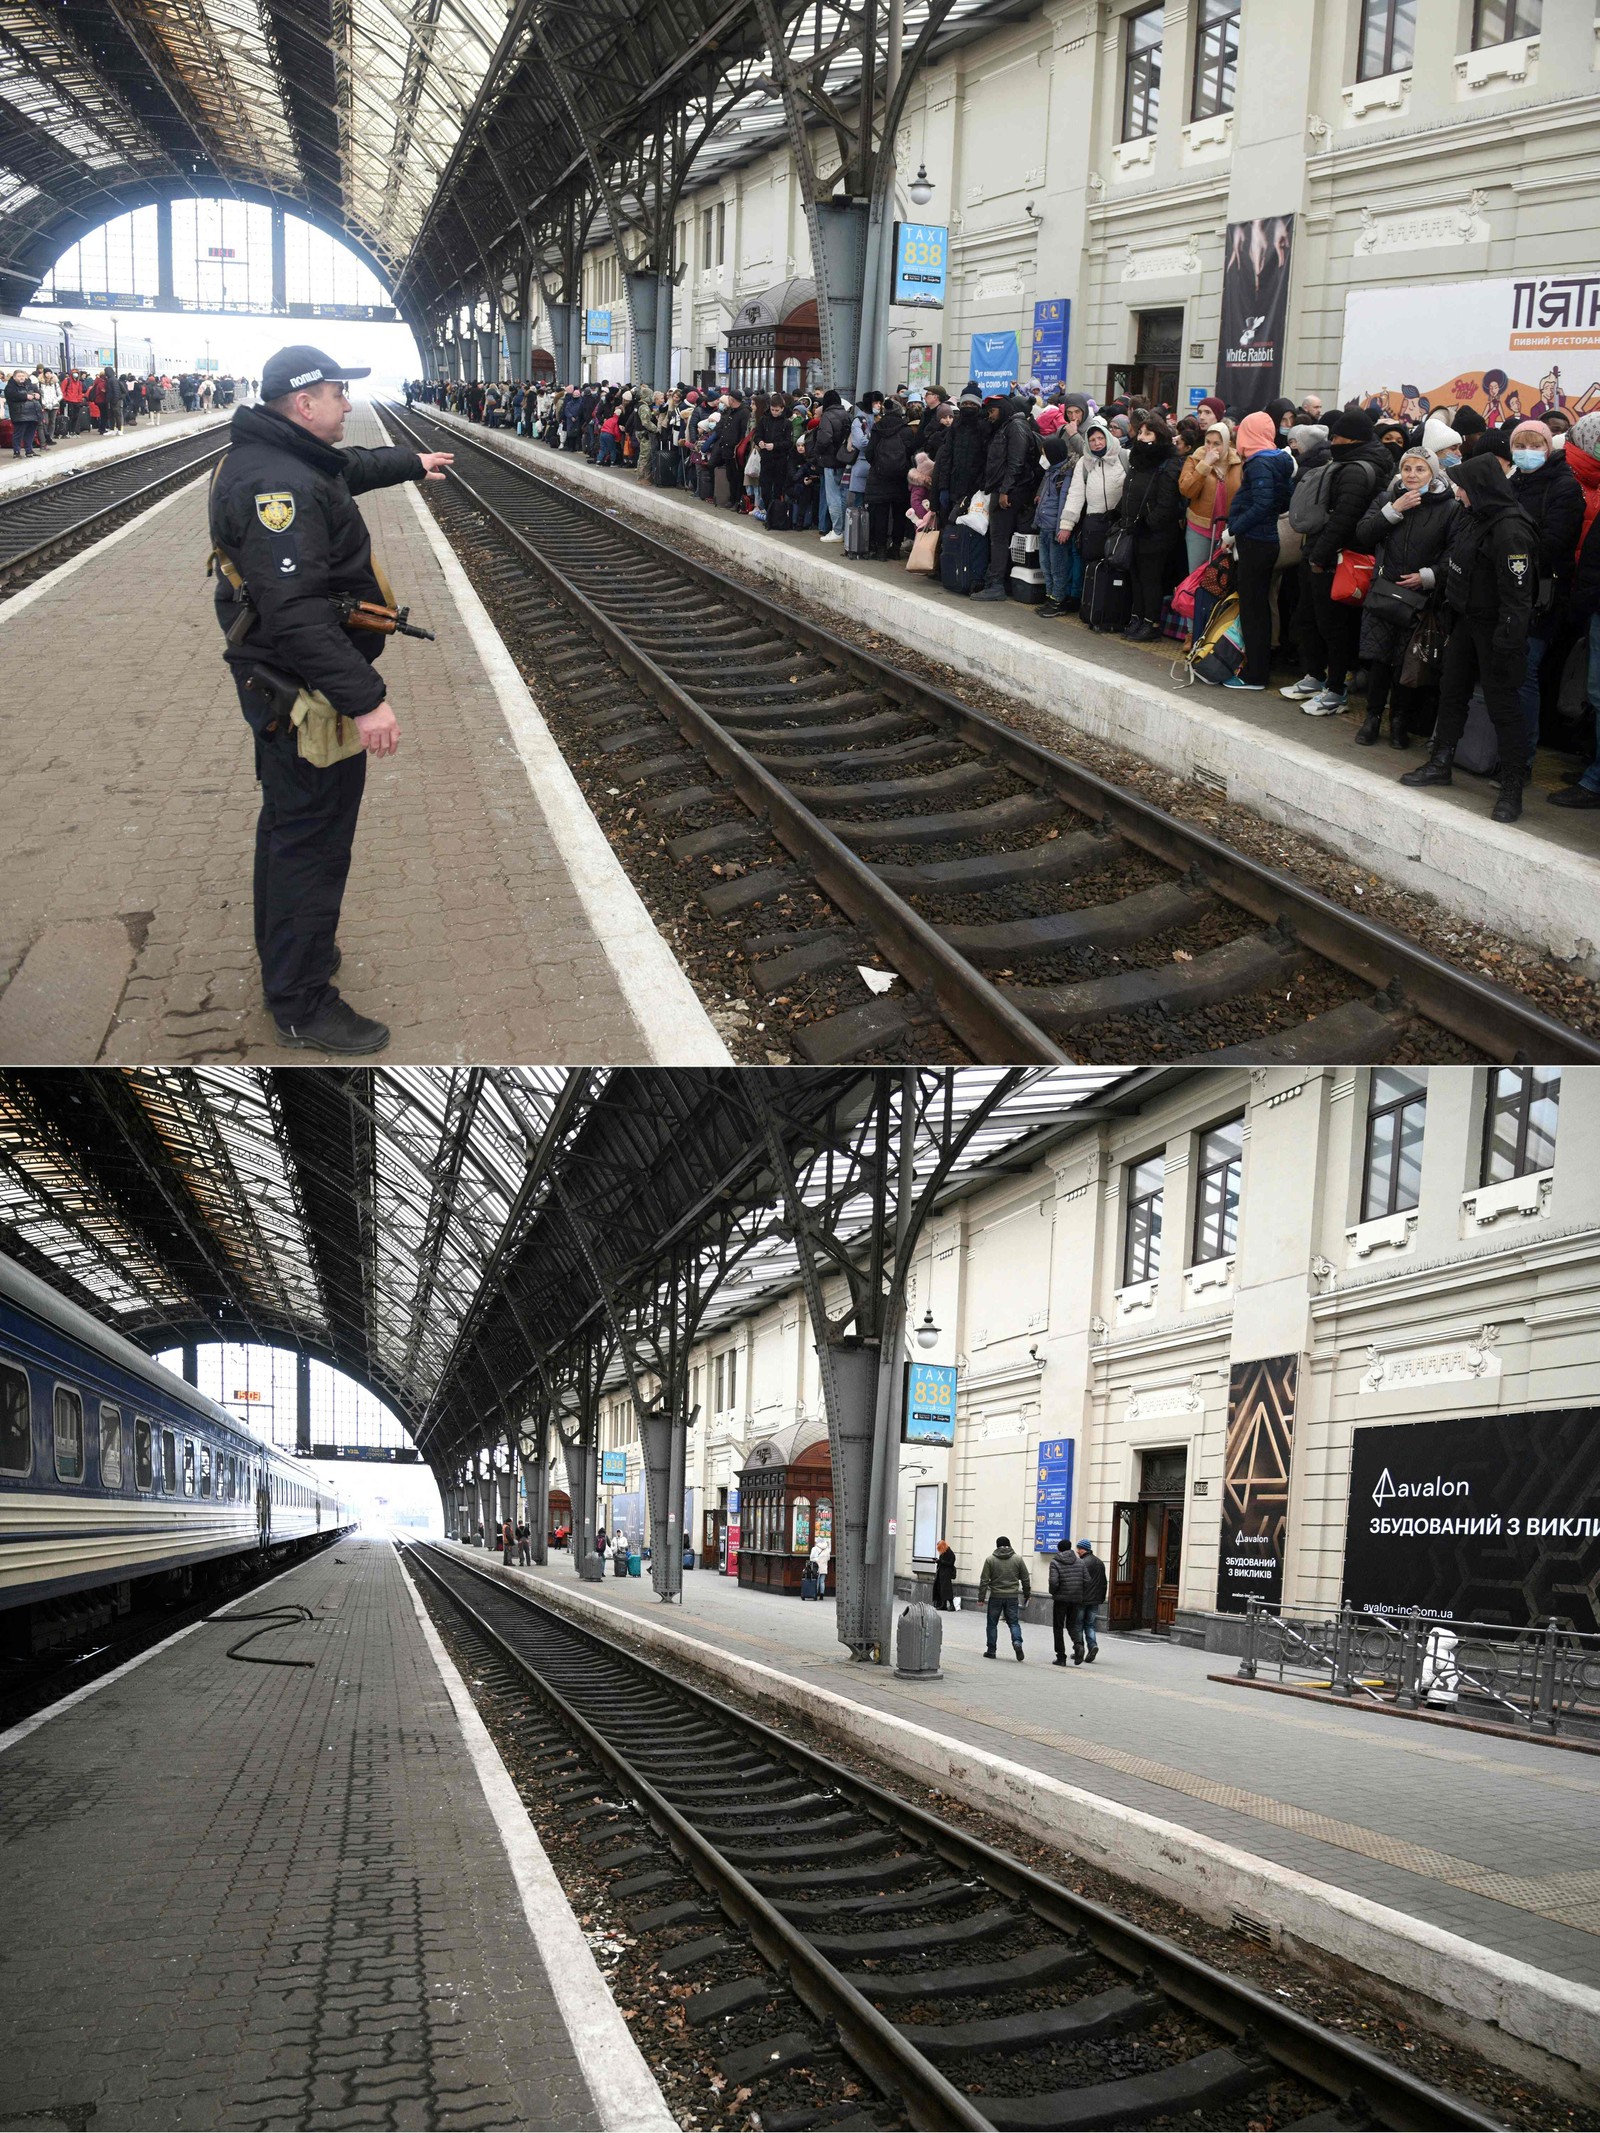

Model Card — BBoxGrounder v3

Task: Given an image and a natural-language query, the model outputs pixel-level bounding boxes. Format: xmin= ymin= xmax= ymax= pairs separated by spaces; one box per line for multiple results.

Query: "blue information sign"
xmin=892 ymin=222 xmax=949 ymax=309
xmin=1031 ymin=299 xmax=1069 ymax=390
xmin=1190 ymin=385 xmax=1209 ymax=408
xmin=585 ymin=308 xmax=612 ymax=347
xmin=969 ymin=330 xmax=1019 ymax=393
xmin=1033 ymin=1437 xmax=1076 ymax=1553
xmin=600 ymin=1449 xmax=627 ymax=1486
xmin=903 ymin=1361 xmax=958 ymax=1447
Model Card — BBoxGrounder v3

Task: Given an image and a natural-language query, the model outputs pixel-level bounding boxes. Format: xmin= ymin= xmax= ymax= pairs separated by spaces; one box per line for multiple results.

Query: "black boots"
xmin=1490 ymin=774 xmax=1524 ymax=825
xmin=1354 ymin=713 xmax=1382 ymax=746
xmin=1388 ymin=710 xmax=1409 ymax=748
xmin=1400 ymin=749 xmax=1454 ymax=788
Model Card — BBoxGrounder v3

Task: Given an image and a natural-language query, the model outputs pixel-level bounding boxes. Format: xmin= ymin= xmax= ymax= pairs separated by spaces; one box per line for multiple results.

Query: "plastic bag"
xmin=956 ymin=489 xmax=990 ymax=536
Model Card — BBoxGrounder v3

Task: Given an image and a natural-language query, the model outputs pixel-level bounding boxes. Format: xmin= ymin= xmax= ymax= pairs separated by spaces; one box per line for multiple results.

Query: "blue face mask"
xmin=1439 ymin=451 xmax=1461 ymax=469
xmin=1512 ymin=447 xmax=1546 ymax=473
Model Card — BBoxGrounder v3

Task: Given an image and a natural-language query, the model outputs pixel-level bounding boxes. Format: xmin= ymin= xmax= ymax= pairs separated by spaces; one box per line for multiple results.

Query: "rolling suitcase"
xmin=844 ymin=502 xmax=870 ymax=557
xmin=1454 ymin=685 xmax=1500 ymax=776
xmin=939 ymin=522 xmax=987 ymax=595
xmin=1080 ymin=546 xmax=1134 ymax=633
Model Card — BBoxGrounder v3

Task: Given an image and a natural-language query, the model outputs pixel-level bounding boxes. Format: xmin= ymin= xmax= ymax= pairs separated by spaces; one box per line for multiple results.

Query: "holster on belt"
xmin=243 ymin=662 xmax=366 ymax=768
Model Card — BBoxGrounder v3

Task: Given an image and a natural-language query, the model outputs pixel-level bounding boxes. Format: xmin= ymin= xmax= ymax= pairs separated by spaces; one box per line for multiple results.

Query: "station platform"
xmin=0 ymin=1536 xmax=666 ymax=2132
xmin=450 ymin=1545 xmax=1600 ymax=2008
xmin=424 ymin=410 xmax=1600 ymax=978
xmin=0 ymin=405 xmax=229 ymax=497
xmin=0 ymin=406 xmax=726 ymax=1064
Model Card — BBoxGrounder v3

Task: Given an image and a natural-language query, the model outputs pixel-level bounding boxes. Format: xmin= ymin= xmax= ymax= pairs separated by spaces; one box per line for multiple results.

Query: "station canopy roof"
xmin=0 ymin=0 xmax=1016 ymax=314
xmin=0 ymin=1068 xmax=1129 ymax=1469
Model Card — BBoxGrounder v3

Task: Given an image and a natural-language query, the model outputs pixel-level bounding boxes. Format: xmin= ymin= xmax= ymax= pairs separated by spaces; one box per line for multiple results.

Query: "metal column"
xmin=180 ymin=1342 xmax=198 ymax=1386
xmin=270 ymin=208 xmax=287 ymax=315
xmin=295 ymin=1353 xmax=311 ymax=1456
xmin=157 ymin=200 xmax=175 ymax=310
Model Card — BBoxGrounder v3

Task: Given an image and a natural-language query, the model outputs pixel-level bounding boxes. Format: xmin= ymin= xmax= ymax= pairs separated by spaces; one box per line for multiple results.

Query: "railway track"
xmin=0 ymin=422 xmax=230 ymax=594
xmin=383 ymin=404 xmax=1599 ymax=1070
xmin=402 ymin=1539 xmax=1497 ymax=2133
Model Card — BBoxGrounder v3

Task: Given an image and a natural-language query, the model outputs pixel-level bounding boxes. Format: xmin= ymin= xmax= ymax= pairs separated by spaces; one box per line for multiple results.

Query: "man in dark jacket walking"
xmin=208 ymin=344 xmax=453 ymax=1050
xmin=1402 ymin=453 xmax=1537 ymax=821
xmin=1303 ymin=410 xmax=1394 ymax=716
xmin=1048 ymin=1537 xmax=1091 ymax=1665
xmin=1074 ymin=1539 xmax=1108 ymax=1661
xmin=978 ymin=1536 xmax=1030 ymax=1658
xmin=973 ymin=394 xmax=1033 ymax=599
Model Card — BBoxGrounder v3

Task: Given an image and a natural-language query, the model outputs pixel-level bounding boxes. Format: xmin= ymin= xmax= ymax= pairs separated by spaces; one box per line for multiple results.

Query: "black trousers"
xmin=1234 ymin=537 xmax=1280 ymax=684
xmin=1309 ymin=568 xmax=1361 ymax=691
xmin=985 ymin=501 xmax=1018 ymax=587
xmin=1052 ymin=1598 xmax=1084 ymax=1661
xmin=240 ymin=684 xmax=366 ymax=1025
xmin=1433 ymin=611 xmax=1527 ymax=769
xmin=1131 ymin=533 xmax=1173 ymax=625
xmin=867 ymin=496 xmax=905 ymax=559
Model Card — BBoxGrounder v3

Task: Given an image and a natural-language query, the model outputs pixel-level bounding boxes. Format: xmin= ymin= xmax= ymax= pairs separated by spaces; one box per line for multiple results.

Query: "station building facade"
xmin=559 ymin=0 xmax=1599 ymax=409
xmin=569 ymin=1066 xmax=1600 ymax=1644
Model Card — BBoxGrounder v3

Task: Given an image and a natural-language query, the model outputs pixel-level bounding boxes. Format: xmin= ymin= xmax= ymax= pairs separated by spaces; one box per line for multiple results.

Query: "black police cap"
xmin=260 ymin=345 xmax=373 ymax=400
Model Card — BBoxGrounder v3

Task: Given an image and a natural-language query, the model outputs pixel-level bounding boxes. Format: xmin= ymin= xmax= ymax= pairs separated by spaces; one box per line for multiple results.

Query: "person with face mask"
xmin=1032 ymin=423 xmax=1077 ymax=616
xmin=1350 ymin=446 xmax=1457 ymax=747
xmin=1400 ymin=454 xmax=1538 ymax=822
xmin=1506 ymin=420 xmax=1582 ymax=777
xmin=1219 ymin=410 xmax=1295 ymax=689
xmin=1179 ymin=420 xmax=1242 ymax=576
xmin=1056 ymin=415 xmax=1128 ymax=592
xmin=1550 ymin=409 xmax=1600 ymax=810
xmin=1300 ymin=410 xmax=1396 ymax=715
xmin=1114 ymin=413 xmax=1183 ymax=642
xmin=933 ymin=384 xmax=988 ymax=529
xmin=1422 ymin=414 xmax=1463 ymax=472
xmin=972 ymin=393 xmax=1035 ymax=599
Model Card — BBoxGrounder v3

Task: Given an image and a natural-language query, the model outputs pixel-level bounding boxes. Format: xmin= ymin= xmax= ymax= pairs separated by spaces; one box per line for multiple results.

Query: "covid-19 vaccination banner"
xmin=1337 ymin=273 xmax=1600 ymax=425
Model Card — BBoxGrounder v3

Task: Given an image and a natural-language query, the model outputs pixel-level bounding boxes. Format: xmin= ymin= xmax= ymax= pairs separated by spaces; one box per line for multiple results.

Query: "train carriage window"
xmin=99 ymin=1404 xmax=123 ymax=1489
xmin=183 ymin=1438 xmax=196 ymax=1497
xmin=0 ymin=1362 xmax=30 ymax=1476
xmin=135 ymin=1417 xmax=154 ymax=1492
xmin=161 ymin=1429 xmax=177 ymax=1493
xmin=199 ymin=1443 xmax=212 ymax=1497
xmin=54 ymin=1387 xmax=85 ymax=1482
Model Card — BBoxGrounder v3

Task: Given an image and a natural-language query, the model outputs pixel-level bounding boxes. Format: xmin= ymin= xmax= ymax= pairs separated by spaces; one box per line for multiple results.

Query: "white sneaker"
xmin=1302 ymin=689 xmax=1349 ymax=717
xmin=1280 ymin=674 xmax=1323 ymax=700
xmin=819 ymin=530 xmax=844 ymax=542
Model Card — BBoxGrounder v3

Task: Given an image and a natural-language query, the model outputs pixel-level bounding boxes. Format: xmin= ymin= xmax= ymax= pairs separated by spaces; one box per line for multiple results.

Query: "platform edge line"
xmin=379 ymin=413 xmax=732 ymax=1067
xmin=397 ymin=1543 xmax=680 ymax=2133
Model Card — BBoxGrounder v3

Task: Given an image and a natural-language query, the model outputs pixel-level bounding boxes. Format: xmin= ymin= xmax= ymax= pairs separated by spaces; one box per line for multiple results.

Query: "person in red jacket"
xmin=61 ymin=369 xmax=85 ymax=433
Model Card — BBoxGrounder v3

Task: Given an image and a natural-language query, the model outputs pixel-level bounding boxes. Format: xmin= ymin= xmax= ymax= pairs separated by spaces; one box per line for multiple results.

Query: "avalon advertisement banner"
xmin=1336 ymin=274 xmax=1600 ymax=425
xmin=1216 ymin=1354 xmax=1298 ymax=1613
xmin=1217 ymin=216 xmax=1294 ymax=414
xmin=1343 ymin=1409 xmax=1600 ymax=1632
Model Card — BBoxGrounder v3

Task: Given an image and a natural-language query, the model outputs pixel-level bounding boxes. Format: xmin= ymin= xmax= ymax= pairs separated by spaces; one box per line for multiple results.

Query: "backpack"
xmin=1288 ymin=454 xmax=1379 ymax=538
xmin=1175 ymin=593 xmax=1244 ymax=686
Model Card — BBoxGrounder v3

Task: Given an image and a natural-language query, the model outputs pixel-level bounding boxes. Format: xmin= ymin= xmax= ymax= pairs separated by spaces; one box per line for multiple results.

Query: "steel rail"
xmin=400 ymin=1539 xmax=992 ymax=2130
xmin=0 ymin=431 xmax=233 ymax=588
xmin=406 ymin=1540 xmax=1499 ymax=2133
xmin=388 ymin=405 xmax=1600 ymax=1068
xmin=384 ymin=409 xmax=1067 ymax=1064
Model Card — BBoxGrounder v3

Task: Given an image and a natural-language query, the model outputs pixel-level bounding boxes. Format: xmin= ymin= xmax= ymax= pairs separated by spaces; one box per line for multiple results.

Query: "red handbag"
xmin=1331 ymin=549 xmax=1376 ymax=604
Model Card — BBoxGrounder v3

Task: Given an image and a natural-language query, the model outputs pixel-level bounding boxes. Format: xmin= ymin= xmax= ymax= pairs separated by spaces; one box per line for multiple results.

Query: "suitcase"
xmin=713 ymin=466 xmax=732 ymax=507
xmin=939 ymin=521 xmax=988 ymax=595
xmin=698 ymin=465 xmax=715 ymax=501
xmin=844 ymin=502 xmax=870 ymax=558
xmin=1080 ymin=550 xmax=1134 ymax=633
xmin=766 ymin=492 xmax=792 ymax=531
xmin=1454 ymin=685 xmax=1501 ymax=776
xmin=800 ymin=1567 xmax=821 ymax=1600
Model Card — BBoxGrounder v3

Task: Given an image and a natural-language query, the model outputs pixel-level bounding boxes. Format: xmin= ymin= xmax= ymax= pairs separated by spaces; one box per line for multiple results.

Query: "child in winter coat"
xmin=907 ymin=451 xmax=936 ymax=531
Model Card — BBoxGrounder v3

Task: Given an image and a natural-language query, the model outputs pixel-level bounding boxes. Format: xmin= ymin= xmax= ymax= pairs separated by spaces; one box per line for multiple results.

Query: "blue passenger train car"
xmin=0 ymin=1253 xmax=354 ymax=1642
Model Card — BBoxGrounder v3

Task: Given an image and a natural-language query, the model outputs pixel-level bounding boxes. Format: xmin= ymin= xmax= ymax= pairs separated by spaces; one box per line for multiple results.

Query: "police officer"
xmin=209 ymin=345 xmax=452 ymax=1050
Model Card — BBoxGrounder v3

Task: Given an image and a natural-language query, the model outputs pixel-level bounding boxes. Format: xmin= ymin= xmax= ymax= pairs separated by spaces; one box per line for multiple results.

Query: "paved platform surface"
xmin=0 ymin=1538 xmax=602 ymax=2132
xmin=0 ymin=407 xmax=723 ymax=1063
xmin=472 ymin=1543 xmax=1600 ymax=1993
xmin=0 ymin=405 xmax=229 ymax=496
xmin=427 ymin=411 xmax=1600 ymax=970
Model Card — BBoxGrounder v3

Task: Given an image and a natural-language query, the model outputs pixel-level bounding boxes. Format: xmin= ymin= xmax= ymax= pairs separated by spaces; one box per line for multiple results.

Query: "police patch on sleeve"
xmin=1506 ymin=553 xmax=1530 ymax=585
xmin=255 ymin=491 xmax=296 ymax=533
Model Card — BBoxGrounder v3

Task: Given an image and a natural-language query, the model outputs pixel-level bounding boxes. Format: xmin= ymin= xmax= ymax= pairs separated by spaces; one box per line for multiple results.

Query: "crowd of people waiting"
xmin=409 ymin=370 xmax=1600 ymax=823
xmin=3 ymin=364 xmax=250 ymax=458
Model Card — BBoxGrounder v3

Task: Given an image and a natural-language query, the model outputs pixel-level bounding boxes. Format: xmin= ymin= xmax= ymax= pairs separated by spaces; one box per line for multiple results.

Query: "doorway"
xmin=1109 ymin=1446 xmax=1187 ymax=1631
xmin=1106 ymin=307 xmax=1183 ymax=415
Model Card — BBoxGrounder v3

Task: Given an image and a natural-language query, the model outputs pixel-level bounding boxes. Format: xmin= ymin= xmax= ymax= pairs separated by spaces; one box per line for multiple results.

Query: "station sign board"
xmin=585 ymin=308 xmax=612 ymax=347
xmin=969 ymin=330 xmax=1018 ymax=393
xmin=903 ymin=1361 xmax=958 ymax=1446
xmin=600 ymin=1449 xmax=628 ymax=1486
xmin=1031 ymin=299 xmax=1069 ymax=390
xmin=1342 ymin=1409 xmax=1600 ymax=1632
xmin=892 ymin=222 xmax=948 ymax=309
xmin=309 ymin=1443 xmax=421 ymax=1462
xmin=1033 ymin=1438 xmax=1075 ymax=1553
xmin=232 ymin=1388 xmax=263 ymax=1402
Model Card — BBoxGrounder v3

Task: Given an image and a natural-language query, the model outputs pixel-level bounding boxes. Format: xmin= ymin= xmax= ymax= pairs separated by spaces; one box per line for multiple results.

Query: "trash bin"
xmin=894 ymin=1599 xmax=944 ymax=1680
xmin=579 ymin=1551 xmax=604 ymax=1583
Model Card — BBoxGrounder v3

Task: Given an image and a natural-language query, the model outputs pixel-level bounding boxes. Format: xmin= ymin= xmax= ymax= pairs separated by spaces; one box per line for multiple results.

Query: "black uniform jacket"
xmin=210 ymin=402 xmax=423 ymax=716
xmin=1439 ymin=455 xmax=1537 ymax=657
